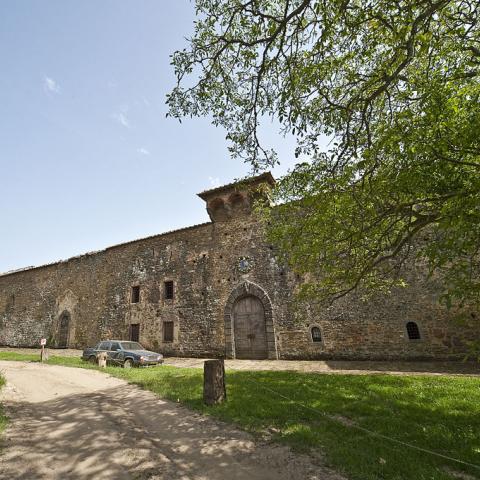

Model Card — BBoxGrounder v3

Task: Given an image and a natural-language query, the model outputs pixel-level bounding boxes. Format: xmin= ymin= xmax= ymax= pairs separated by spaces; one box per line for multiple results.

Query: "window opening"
xmin=164 ymin=281 xmax=174 ymax=300
xmin=131 ymin=286 xmax=140 ymax=303
xmin=406 ymin=322 xmax=421 ymax=340
xmin=311 ymin=326 xmax=322 ymax=343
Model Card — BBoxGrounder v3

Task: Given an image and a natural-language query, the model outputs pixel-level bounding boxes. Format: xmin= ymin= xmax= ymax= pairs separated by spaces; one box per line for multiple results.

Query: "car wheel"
xmin=123 ymin=358 xmax=133 ymax=369
xmin=89 ymin=355 xmax=97 ymax=364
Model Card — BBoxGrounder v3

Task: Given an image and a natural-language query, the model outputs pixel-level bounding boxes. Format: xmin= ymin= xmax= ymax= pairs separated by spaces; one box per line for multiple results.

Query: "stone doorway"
xmin=58 ymin=313 xmax=70 ymax=348
xmin=224 ymin=281 xmax=277 ymax=359
xmin=233 ymin=295 xmax=268 ymax=359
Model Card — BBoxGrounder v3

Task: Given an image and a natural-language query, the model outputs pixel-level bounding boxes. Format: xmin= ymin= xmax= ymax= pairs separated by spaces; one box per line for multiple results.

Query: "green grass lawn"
xmin=0 ymin=351 xmax=479 ymax=480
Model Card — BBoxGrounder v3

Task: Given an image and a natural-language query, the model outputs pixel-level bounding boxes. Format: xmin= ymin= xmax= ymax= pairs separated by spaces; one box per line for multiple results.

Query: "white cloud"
xmin=43 ymin=76 xmax=60 ymax=94
xmin=208 ymin=176 xmax=221 ymax=187
xmin=134 ymin=97 xmax=150 ymax=108
xmin=111 ymin=112 xmax=130 ymax=128
xmin=137 ymin=147 xmax=150 ymax=156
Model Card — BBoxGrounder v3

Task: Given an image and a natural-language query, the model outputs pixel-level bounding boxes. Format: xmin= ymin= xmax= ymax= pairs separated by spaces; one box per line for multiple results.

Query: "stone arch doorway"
xmin=233 ymin=296 xmax=268 ymax=359
xmin=58 ymin=312 xmax=70 ymax=348
xmin=224 ymin=282 xmax=277 ymax=359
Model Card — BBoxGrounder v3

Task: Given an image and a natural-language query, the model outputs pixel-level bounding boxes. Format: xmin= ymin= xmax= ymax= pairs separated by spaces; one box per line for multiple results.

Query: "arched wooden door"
xmin=58 ymin=313 xmax=70 ymax=348
xmin=233 ymin=296 xmax=268 ymax=359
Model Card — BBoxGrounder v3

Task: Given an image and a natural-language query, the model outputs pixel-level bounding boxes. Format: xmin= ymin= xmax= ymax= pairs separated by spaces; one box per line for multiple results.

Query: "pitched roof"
xmin=197 ymin=172 xmax=275 ymax=200
xmin=0 ymin=173 xmax=275 ymax=279
xmin=0 ymin=221 xmax=212 ymax=279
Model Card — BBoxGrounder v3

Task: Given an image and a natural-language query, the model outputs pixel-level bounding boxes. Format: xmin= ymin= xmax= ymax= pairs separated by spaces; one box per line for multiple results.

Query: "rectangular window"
xmin=163 ymin=321 xmax=174 ymax=342
xmin=164 ymin=281 xmax=174 ymax=300
xmin=131 ymin=286 xmax=140 ymax=303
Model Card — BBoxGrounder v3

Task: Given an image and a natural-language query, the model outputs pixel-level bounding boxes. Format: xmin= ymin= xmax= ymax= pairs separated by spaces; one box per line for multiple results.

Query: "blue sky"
xmin=0 ymin=1 xmax=301 ymax=274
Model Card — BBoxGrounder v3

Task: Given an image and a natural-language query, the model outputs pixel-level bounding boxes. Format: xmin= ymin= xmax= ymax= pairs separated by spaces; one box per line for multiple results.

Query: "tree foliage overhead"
xmin=168 ymin=0 xmax=480 ymax=308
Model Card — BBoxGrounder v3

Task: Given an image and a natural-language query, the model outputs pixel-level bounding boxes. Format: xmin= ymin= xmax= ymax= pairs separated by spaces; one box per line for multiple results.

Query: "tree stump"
xmin=96 ymin=352 xmax=107 ymax=368
xmin=203 ymin=359 xmax=226 ymax=405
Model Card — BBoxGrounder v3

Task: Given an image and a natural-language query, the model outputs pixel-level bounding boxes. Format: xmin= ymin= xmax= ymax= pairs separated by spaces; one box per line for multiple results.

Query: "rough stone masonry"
xmin=0 ymin=173 xmax=477 ymax=360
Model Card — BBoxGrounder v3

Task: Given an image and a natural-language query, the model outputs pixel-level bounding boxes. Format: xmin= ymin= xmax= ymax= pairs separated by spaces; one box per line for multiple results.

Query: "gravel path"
xmin=0 ymin=361 xmax=344 ymax=480
xmin=166 ymin=357 xmax=480 ymax=376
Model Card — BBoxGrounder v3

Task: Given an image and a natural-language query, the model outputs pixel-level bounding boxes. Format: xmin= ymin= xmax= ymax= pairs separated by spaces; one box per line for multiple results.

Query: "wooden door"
xmin=58 ymin=314 xmax=70 ymax=348
xmin=130 ymin=323 xmax=140 ymax=342
xmin=233 ymin=296 xmax=267 ymax=359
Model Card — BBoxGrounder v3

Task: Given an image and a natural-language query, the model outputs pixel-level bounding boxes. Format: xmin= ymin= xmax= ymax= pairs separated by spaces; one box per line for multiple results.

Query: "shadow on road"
xmin=0 ymin=382 xmax=328 ymax=480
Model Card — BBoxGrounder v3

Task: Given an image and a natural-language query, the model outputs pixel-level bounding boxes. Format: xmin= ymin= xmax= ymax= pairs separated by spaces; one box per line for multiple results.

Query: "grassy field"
xmin=0 ymin=352 xmax=479 ymax=480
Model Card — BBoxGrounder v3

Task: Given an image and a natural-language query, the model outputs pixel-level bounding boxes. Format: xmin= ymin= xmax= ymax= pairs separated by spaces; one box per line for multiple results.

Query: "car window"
xmin=99 ymin=342 xmax=110 ymax=350
xmin=120 ymin=342 xmax=144 ymax=350
xmin=110 ymin=342 xmax=121 ymax=351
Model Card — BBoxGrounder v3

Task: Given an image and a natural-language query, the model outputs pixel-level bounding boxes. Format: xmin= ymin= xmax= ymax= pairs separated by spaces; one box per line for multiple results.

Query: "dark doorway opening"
xmin=163 ymin=321 xmax=174 ymax=342
xmin=58 ymin=313 xmax=70 ymax=348
xmin=130 ymin=323 xmax=140 ymax=342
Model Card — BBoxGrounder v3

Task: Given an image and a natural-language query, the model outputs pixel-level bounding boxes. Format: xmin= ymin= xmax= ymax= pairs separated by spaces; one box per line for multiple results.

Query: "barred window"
xmin=164 ymin=281 xmax=174 ymax=300
xmin=406 ymin=322 xmax=421 ymax=340
xmin=311 ymin=326 xmax=322 ymax=343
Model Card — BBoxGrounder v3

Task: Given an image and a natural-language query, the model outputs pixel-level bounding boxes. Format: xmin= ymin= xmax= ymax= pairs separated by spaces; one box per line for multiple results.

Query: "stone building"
xmin=0 ymin=173 xmax=477 ymax=360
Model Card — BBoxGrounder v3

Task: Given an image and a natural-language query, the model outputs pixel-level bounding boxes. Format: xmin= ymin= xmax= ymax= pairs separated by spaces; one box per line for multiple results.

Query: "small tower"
xmin=197 ymin=172 xmax=275 ymax=222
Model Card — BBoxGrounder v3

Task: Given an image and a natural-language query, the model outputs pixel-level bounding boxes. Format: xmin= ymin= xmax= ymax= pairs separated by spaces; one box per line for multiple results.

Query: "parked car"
xmin=81 ymin=340 xmax=164 ymax=368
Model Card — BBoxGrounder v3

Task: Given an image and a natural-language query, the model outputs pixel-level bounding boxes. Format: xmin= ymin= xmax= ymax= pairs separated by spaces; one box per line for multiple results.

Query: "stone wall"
xmin=0 ymin=174 xmax=477 ymax=360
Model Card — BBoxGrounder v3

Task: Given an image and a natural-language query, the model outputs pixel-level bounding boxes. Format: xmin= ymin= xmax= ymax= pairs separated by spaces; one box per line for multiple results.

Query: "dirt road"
xmin=0 ymin=361 xmax=343 ymax=480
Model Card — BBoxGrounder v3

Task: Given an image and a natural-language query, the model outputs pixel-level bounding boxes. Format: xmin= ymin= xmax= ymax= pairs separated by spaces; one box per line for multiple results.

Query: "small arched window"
xmin=208 ymin=198 xmax=229 ymax=222
xmin=229 ymin=192 xmax=245 ymax=210
xmin=406 ymin=322 xmax=421 ymax=340
xmin=311 ymin=326 xmax=322 ymax=343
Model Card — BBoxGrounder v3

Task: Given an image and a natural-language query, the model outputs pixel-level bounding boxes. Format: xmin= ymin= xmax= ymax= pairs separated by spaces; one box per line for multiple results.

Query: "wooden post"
xmin=96 ymin=352 xmax=107 ymax=368
xmin=40 ymin=346 xmax=49 ymax=363
xmin=203 ymin=359 xmax=226 ymax=405
xmin=40 ymin=338 xmax=48 ymax=363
